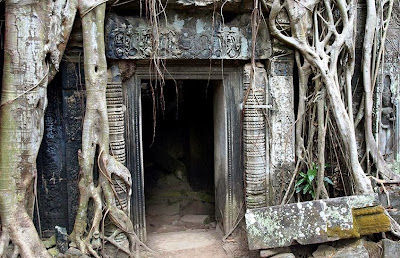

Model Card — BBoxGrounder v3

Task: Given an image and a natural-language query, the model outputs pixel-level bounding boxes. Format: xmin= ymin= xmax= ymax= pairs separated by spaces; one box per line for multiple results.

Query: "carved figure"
xmin=379 ymin=75 xmax=395 ymax=157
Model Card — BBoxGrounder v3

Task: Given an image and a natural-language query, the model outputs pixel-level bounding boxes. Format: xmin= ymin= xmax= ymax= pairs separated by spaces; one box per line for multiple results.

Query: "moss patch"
xmin=327 ymin=205 xmax=390 ymax=238
xmin=353 ymin=206 xmax=391 ymax=235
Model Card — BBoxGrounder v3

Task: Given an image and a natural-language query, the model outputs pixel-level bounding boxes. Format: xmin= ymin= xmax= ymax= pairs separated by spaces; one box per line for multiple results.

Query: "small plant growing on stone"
xmin=295 ymin=163 xmax=334 ymax=199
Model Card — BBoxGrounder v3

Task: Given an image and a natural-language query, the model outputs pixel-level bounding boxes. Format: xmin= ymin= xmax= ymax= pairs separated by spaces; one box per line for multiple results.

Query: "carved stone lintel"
xmin=105 ymin=11 xmax=271 ymax=60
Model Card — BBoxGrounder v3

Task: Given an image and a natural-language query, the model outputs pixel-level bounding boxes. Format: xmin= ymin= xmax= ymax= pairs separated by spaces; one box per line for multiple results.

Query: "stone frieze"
xmin=105 ymin=12 xmax=271 ymax=60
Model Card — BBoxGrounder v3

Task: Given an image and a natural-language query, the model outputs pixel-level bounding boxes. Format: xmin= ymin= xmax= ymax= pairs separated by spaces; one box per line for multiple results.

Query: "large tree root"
xmin=264 ymin=0 xmax=374 ymax=194
xmin=70 ymin=2 xmax=152 ymax=257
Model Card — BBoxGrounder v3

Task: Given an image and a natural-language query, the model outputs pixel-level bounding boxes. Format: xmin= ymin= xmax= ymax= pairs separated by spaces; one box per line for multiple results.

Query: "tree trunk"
xmin=70 ymin=2 xmax=137 ymax=256
xmin=0 ymin=1 xmax=76 ymax=257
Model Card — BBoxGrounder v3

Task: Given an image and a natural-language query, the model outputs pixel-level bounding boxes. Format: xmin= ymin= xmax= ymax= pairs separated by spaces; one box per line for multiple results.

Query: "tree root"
xmin=70 ymin=2 xmax=153 ymax=257
xmin=316 ymin=88 xmax=329 ymax=199
xmin=0 ymin=230 xmax=9 ymax=255
xmin=384 ymin=210 xmax=400 ymax=238
xmin=265 ymin=0 xmax=375 ymax=194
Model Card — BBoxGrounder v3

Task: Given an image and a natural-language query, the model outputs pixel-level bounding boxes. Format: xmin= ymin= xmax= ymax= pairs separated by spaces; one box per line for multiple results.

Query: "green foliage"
xmin=295 ymin=163 xmax=333 ymax=199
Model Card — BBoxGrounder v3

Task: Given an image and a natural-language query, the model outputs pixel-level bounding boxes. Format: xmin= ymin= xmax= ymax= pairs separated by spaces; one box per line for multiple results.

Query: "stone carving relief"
xmin=378 ymin=1 xmax=400 ymax=167
xmin=379 ymin=75 xmax=395 ymax=157
xmin=106 ymin=11 xmax=271 ymax=60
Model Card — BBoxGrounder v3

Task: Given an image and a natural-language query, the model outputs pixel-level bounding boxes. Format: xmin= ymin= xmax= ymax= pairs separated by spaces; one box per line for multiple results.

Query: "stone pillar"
xmin=106 ymin=64 xmax=129 ymax=214
xmin=243 ymin=63 xmax=269 ymax=209
xmin=268 ymin=51 xmax=295 ymax=205
xmin=103 ymin=64 xmax=130 ymax=257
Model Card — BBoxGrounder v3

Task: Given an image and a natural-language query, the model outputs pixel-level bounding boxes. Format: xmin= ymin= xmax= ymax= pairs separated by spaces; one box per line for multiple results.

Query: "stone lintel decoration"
xmin=245 ymin=194 xmax=391 ymax=250
xmin=105 ymin=11 xmax=271 ymax=60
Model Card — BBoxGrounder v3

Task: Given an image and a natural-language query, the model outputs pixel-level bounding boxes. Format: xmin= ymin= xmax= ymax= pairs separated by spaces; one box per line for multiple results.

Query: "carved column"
xmin=243 ymin=63 xmax=269 ymax=209
xmin=103 ymin=64 xmax=129 ymax=256
xmin=106 ymin=64 xmax=129 ymax=215
xmin=268 ymin=49 xmax=295 ymax=206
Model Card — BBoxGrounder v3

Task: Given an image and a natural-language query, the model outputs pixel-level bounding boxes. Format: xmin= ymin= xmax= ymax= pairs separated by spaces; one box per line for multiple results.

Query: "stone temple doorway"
xmin=141 ymin=79 xmax=216 ymax=234
xmin=123 ymin=64 xmax=244 ymax=242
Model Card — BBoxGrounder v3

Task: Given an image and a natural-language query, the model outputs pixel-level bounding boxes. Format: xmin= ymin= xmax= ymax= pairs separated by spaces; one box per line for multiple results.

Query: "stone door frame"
xmin=123 ymin=64 xmax=244 ymax=241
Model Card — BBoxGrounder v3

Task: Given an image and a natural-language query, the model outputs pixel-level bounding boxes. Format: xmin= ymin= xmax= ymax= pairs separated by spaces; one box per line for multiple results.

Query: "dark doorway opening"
xmin=141 ymin=80 xmax=217 ymax=233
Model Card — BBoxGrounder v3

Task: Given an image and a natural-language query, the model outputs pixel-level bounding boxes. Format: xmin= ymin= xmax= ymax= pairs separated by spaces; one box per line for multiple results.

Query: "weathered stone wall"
xmin=268 ymin=53 xmax=295 ymax=205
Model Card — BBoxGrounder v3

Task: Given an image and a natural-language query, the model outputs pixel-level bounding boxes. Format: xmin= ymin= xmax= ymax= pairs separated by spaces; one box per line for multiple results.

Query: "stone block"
xmin=313 ymin=239 xmax=378 ymax=258
xmin=271 ymin=253 xmax=295 ymax=258
xmin=245 ymin=194 xmax=390 ymax=250
xmin=55 ymin=226 xmax=68 ymax=253
xmin=388 ymin=210 xmax=400 ymax=225
xmin=260 ymin=247 xmax=291 ymax=257
xmin=180 ymin=214 xmax=210 ymax=225
xmin=147 ymin=203 xmax=180 ymax=216
xmin=312 ymin=245 xmax=337 ymax=257
xmin=382 ymin=239 xmax=400 ymax=258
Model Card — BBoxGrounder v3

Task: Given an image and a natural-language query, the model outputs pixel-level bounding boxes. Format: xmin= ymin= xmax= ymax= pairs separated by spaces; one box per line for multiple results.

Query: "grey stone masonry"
xmin=246 ymin=194 xmax=390 ymax=250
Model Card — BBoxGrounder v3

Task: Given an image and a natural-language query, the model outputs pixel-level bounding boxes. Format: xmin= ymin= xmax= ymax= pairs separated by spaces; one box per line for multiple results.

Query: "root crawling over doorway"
xmin=263 ymin=0 xmax=400 ymax=198
xmin=69 ymin=2 xmax=152 ymax=257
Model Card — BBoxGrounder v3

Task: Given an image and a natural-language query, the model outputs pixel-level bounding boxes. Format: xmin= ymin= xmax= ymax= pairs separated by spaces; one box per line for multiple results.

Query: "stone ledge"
xmin=245 ymin=194 xmax=390 ymax=250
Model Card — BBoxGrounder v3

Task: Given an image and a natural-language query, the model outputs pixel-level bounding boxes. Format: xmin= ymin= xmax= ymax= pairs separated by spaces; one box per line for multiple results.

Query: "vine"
xmin=262 ymin=0 xmax=400 ymax=202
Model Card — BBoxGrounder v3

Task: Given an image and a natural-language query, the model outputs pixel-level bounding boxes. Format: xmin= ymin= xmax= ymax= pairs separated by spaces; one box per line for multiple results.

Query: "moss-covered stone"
xmin=353 ymin=206 xmax=391 ymax=236
xmin=246 ymin=194 xmax=389 ymax=250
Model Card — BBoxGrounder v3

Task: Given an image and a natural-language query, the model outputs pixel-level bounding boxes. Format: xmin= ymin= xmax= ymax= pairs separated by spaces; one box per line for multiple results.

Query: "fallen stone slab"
xmin=382 ymin=239 xmax=400 ymax=258
xmin=180 ymin=214 xmax=210 ymax=225
xmin=246 ymin=194 xmax=390 ymax=250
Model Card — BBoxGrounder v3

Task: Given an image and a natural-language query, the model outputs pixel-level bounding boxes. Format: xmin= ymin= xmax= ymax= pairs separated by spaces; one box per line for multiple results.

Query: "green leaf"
xmin=303 ymin=184 xmax=311 ymax=194
xmin=307 ymin=169 xmax=317 ymax=182
xmin=300 ymin=172 xmax=307 ymax=178
xmin=296 ymin=185 xmax=304 ymax=193
xmin=324 ymin=177 xmax=334 ymax=185
xmin=295 ymin=178 xmax=306 ymax=187
xmin=307 ymin=168 xmax=317 ymax=176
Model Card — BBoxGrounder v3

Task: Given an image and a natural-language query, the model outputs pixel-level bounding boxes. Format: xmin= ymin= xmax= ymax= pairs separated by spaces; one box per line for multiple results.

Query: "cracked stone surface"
xmin=245 ymin=194 xmax=390 ymax=250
